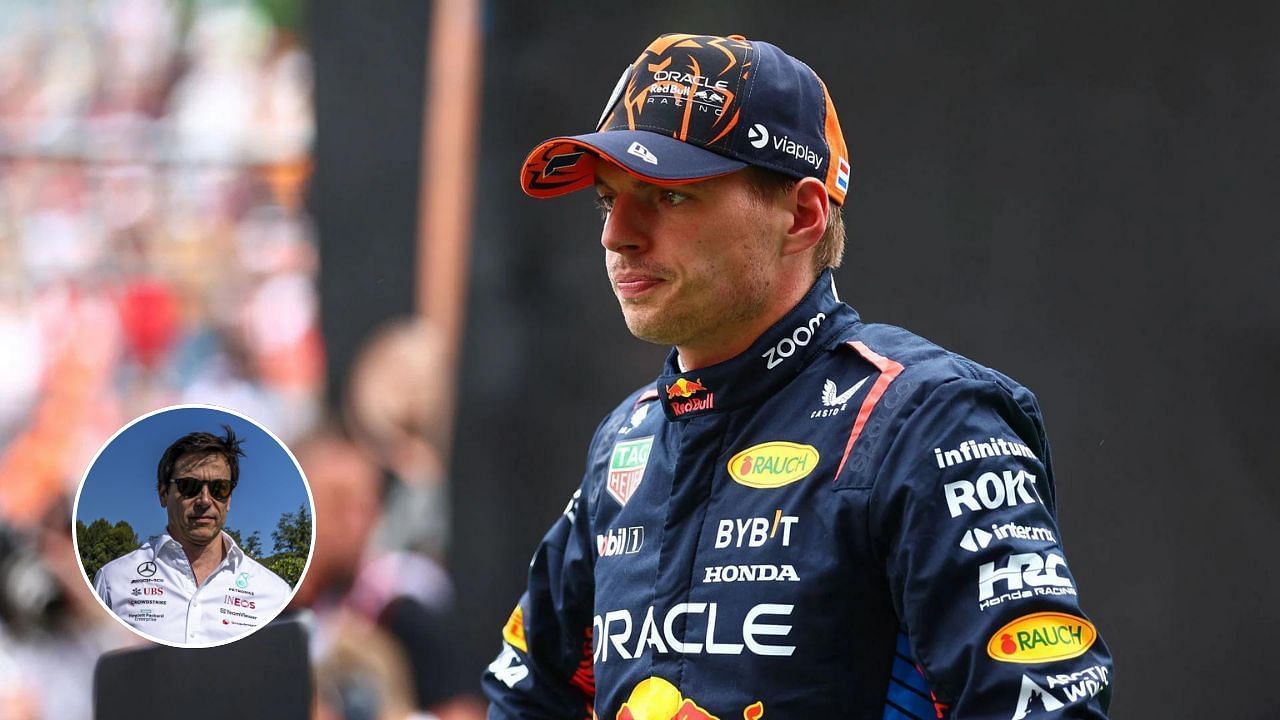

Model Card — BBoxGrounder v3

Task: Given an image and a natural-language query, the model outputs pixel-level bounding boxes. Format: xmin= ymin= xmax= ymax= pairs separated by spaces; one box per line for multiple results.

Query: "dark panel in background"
xmin=313 ymin=2 xmax=1279 ymax=716
xmin=307 ymin=0 xmax=430 ymax=405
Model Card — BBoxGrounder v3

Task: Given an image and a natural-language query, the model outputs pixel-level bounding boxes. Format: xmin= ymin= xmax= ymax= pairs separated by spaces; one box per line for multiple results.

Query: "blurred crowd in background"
xmin=0 ymin=1 xmax=479 ymax=718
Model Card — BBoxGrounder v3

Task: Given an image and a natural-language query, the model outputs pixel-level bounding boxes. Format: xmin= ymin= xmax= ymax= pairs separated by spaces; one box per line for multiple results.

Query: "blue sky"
xmin=75 ymin=405 xmax=313 ymax=555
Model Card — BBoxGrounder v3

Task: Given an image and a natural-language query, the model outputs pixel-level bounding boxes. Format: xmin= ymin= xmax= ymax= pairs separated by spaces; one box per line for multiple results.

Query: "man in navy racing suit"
xmin=484 ymin=32 xmax=1113 ymax=719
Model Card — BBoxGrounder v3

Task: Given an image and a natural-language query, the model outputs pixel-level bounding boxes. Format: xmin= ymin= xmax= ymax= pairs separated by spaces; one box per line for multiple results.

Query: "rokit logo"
xmin=944 ymin=470 xmax=1041 ymax=518
xmin=593 ymin=602 xmax=795 ymax=662
xmin=597 ymin=526 xmax=644 ymax=557
xmin=978 ymin=551 xmax=1076 ymax=611
xmin=714 ymin=511 xmax=798 ymax=549
xmin=762 ymin=312 xmax=825 ymax=369
xmin=1011 ymin=665 xmax=1110 ymax=719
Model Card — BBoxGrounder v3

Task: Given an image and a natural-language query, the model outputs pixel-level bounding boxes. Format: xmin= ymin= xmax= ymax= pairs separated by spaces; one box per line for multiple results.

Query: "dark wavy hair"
xmin=155 ymin=425 xmax=246 ymax=494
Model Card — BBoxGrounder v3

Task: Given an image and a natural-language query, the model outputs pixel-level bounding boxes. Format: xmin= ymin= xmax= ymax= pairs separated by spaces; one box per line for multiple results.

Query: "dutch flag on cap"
xmin=836 ymin=157 xmax=850 ymax=192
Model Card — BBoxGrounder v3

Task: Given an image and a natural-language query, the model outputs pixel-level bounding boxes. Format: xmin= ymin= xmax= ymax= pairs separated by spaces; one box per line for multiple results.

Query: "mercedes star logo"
xmin=137 ymin=561 xmax=157 ymax=578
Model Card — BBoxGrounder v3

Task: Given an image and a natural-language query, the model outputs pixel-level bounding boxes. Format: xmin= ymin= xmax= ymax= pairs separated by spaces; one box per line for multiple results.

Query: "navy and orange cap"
xmin=520 ymin=33 xmax=851 ymax=205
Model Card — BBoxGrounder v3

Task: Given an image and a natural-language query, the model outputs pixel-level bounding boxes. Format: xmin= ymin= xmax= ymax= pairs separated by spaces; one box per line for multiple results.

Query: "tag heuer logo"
xmin=607 ymin=436 xmax=653 ymax=505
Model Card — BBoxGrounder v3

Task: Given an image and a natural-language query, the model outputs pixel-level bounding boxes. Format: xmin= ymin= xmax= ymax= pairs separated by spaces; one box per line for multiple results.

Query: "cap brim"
xmin=520 ymin=130 xmax=748 ymax=199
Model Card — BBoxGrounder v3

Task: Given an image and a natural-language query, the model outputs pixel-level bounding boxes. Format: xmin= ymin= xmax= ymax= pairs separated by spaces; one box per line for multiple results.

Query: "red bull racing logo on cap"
xmin=665 ymin=378 xmax=714 ymax=416
xmin=616 ymin=676 xmax=763 ymax=720
xmin=601 ymin=34 xmax=751 ymax=147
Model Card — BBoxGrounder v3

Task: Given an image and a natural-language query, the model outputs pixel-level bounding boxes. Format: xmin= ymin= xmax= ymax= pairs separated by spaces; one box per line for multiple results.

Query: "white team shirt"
xmin=93 ymin=531 xmax=293 ymax=646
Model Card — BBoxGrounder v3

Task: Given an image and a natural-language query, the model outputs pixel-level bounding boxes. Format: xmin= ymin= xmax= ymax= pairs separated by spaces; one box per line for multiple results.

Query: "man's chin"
xmin=186 ymin=528 xmax=221 ymax=544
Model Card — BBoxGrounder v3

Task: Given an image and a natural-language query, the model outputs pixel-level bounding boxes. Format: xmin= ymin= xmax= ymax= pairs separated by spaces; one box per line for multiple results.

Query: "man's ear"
xmin=780 ymin=177 xmax=828 ymax=257
xmin=159 ymin=486 xmax=168 ymax=509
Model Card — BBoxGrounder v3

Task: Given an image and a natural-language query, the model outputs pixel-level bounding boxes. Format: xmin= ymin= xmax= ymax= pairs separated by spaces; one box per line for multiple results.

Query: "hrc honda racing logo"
xmin=594 ymin=602 xmax=795 ymax=663
xmin=978 ymin=551 xmax=1077 ymax=611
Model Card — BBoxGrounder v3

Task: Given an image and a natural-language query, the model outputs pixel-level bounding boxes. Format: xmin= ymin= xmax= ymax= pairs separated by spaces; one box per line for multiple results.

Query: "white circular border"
xmin=71 ymin=403 xmax=317 ymax=649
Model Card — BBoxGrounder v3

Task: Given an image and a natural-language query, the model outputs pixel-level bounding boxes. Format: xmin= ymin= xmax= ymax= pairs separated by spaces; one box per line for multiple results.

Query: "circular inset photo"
xmin=73 ymin=404 xmax=314 ymax=648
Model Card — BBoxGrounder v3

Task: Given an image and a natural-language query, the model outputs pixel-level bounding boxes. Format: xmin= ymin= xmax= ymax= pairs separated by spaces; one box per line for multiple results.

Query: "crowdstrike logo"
xmin=748 ymin=123 xmax=769 ymax=148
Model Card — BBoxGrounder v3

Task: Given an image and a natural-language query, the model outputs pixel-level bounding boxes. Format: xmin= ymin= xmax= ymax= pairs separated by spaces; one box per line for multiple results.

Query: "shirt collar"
xmin=151 ymin=530 xmax=242 ymax=571
xmin=656 ymin=269 xmax=859 ymax=421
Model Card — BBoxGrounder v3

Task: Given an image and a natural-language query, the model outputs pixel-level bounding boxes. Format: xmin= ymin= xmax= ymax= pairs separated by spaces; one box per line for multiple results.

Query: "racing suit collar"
xmin=657 ymin=269 xmax=858 ymax=421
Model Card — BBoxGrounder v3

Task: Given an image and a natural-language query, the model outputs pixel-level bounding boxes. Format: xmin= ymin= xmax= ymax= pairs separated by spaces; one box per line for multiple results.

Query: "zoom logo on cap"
xmin=748 ymin=124 xmax=769 ymax=148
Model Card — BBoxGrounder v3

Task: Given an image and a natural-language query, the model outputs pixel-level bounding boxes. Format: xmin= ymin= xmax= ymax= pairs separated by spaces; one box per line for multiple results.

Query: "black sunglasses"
xmin=167 ymin=477 xmax=235 ymax=501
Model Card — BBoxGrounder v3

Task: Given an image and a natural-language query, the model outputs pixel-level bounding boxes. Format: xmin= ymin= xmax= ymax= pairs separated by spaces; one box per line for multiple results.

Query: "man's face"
xmin=595 ymin=163 xmax=789 ymax=355
xmin=160 ymin=453 xmax=232 ymax=548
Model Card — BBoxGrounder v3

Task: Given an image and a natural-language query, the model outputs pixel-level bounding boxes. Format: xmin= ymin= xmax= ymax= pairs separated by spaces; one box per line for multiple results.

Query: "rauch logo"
xmin=726 ymin=442 xmax=819 ymax=489
xmin=987 ymin=611 xmax=1097 ymax=664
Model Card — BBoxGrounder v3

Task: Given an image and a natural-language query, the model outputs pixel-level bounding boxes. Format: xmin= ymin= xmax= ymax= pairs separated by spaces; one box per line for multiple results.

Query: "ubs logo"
xmin=137 ymin=561 xmax=157 ymax=578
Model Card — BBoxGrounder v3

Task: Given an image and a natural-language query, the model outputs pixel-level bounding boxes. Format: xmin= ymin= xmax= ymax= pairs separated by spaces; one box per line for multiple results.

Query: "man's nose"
xmin=193 ymin=483 xmax=214 ymax=505
xmin=600 ymin=193 xmax=649 ymax=254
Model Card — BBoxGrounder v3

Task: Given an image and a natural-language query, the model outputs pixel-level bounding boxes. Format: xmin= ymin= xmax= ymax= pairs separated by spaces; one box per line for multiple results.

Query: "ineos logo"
xmin=762 ymin=312 xmax=825 ymax=370
xmin=137 ymin=561 xmax=157 ymax=578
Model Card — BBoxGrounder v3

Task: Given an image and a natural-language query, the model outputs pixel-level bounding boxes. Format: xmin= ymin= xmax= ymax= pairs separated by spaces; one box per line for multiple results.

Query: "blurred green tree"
xmin=77 ymin=519 xmax=140 ymax=579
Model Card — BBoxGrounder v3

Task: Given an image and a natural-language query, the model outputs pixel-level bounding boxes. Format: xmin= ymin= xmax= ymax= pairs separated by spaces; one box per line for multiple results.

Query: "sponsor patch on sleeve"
xmin=502 ymin=604 xmax=528 ymax=653
xmin=987 ymin=611 xmax=1097 ymax=663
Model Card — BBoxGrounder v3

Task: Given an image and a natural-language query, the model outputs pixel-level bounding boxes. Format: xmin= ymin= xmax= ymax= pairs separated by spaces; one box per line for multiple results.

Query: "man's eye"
xmin=594 ymin=195 xmax=614 ymax=217
xmin=661 ymin=191 xmax=688 ymax=206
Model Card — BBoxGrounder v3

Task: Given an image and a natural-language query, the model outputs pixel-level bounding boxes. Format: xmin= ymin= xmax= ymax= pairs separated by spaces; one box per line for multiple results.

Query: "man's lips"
xmin=189 ymin=517 xmax=216 ymax=524
xmin=612 ymin=273 xmax=665 ymax=299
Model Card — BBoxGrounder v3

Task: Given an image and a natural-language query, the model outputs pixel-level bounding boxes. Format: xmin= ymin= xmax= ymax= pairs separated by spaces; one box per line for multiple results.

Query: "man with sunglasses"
xmin=92 ymin=427 xmax=292 ymax=645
